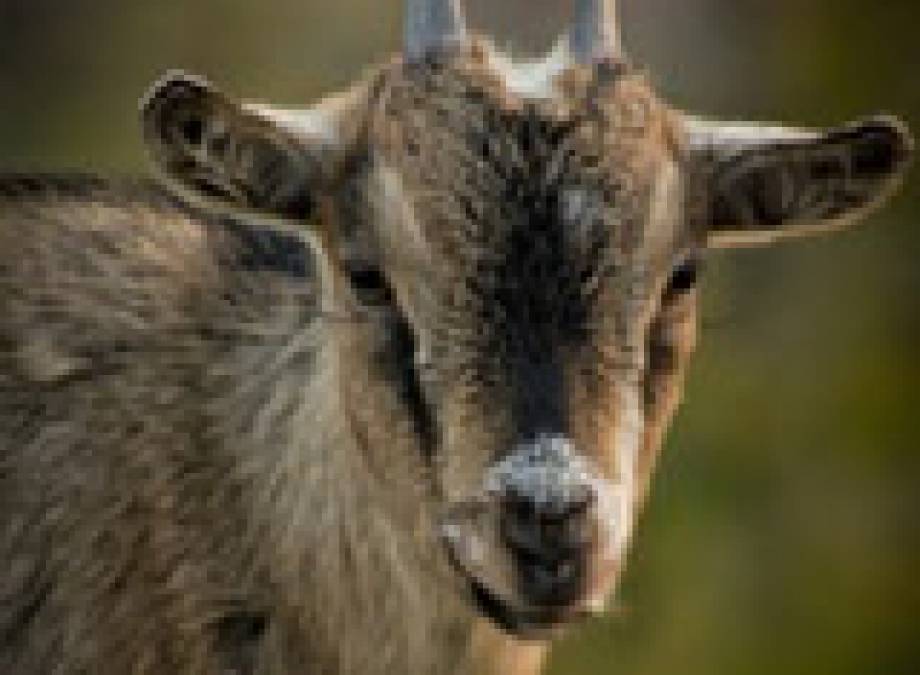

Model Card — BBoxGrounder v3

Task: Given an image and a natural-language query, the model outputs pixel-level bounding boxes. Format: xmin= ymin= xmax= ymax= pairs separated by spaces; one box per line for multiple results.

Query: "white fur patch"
xmin=485 ymin=42 xmax=570 ymax=100
xmin=647 ymin=159 xmax=682 ymax=252
xmin=483 ymin=435 xmax=598 ymax=508
xmin=602 ymin=382 xmax=643 ymax=559
xmin=372 ymin=163 xmax=431 ymax=262
xmin=682 ymin=115 xmax=817 ymax=157
xmin=244 ymin=102 xmax=340 ymax=143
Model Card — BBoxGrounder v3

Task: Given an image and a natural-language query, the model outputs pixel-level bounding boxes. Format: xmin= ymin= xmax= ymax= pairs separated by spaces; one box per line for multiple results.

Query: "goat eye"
xmin=664 ymin=257 xmax=700 ymax=297
xmin=347 ymin=266 xmax=394 ymax=305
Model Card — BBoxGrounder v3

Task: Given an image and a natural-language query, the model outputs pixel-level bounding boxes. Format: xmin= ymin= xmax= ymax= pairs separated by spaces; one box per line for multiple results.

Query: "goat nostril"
xmin=558 ymin=488 xmax=595 ymax=521
xmin=500 ymin=488 xmax=596 ymax=558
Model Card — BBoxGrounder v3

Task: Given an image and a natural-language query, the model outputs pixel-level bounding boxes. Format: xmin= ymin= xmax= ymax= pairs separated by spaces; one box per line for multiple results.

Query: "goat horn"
xmin=405 ymin=0 xmax=467 ymax=60
xmin=569 ymin=0 xmax=621 ymax=63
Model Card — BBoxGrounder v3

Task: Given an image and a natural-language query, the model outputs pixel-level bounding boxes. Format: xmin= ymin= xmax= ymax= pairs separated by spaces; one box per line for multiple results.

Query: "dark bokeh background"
xmin=1 ymin=1 xmax=917 ymax=673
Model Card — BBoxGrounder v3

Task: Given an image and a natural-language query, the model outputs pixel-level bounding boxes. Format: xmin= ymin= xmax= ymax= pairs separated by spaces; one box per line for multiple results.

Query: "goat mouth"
xmin=440 ymin=504 xmax=594 ymax=636
xmin=447 ymin=547 xmax=591 ymax=637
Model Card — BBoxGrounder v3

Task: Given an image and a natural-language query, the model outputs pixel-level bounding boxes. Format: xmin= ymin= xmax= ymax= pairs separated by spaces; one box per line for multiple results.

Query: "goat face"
xmin=140 ymin=2 xmax=911 ymax=636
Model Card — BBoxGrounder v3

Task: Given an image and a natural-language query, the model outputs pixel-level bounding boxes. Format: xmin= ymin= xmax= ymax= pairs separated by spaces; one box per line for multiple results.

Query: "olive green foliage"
xmin=1 ymin=2 xmax=917 ymax=673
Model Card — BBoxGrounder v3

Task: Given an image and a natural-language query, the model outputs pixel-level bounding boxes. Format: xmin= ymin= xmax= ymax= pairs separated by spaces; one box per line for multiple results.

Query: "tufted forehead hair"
xmin=367 ymin=38 xmax=679 ymax=261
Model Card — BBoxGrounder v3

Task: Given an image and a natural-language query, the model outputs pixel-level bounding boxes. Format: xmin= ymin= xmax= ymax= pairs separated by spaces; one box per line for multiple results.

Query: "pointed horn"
xmin=405 ymin=0 xmax=467 ymax=60
xmin=569 ymin=0 xmax=621 ymax=64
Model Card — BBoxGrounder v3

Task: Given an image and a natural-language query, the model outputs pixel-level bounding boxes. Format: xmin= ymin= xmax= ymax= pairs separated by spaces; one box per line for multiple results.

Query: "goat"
xmin=0 ymin=1 xmax=911 ymax=673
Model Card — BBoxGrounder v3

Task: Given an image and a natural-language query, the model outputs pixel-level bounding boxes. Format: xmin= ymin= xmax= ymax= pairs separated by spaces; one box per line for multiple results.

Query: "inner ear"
xmin=140 ymin=71 xmax=319 ymax=219
xmin=688 ymin=116 xmax=912 ymax=247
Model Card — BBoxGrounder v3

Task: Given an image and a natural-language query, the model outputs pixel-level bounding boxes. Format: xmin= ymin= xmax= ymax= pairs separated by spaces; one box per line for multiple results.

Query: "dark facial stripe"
xmin=389 ymin=307 xmax=439 ymax=462
xmin=459 ymin=109 xmax=599 ymax=442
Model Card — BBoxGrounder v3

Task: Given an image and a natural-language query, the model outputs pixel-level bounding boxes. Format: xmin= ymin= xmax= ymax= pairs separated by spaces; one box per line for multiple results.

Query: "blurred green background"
xmin=1 ymin=1 xmax=917 ymax=673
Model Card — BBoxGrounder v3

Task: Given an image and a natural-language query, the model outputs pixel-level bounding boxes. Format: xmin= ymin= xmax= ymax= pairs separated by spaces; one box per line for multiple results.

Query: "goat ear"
xmin=685 ymin=116 xmax=912 ymax=248
xmin=141 ymin=71 xmax=342 ymax=220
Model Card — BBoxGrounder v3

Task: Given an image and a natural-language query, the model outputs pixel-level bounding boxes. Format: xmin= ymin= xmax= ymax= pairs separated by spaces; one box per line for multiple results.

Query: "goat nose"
xmin=500 ymin=485 xmax=596 ymax=556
